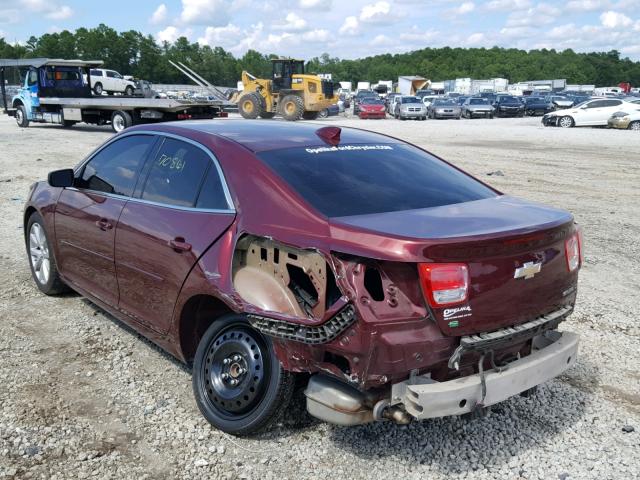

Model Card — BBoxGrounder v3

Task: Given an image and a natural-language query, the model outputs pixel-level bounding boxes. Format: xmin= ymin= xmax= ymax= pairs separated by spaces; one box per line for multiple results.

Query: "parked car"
xmin=607 ymin=110 xmax=640 ymax=130
xmin=394 ymin=95 xmax=427 ymax=120
xmin=546 ymin=95 xmax=574 ymax=109
xmin=461 ymin=97 xmax=494 ymax=118
xmin=87 ymin=68 xmax=136 ymax=96
xmin=386 ymin=92 xmax=400 ymax=113
xmin=522 ymin=96 xmax=555 ymax=116
xmin=26 ymin=120 xmax=582 ymax=434
xmin=415 ymin=89 xmax=434 ymax=98
xmin=428 ymin=99 xmax=462 ymax=119
xmin=421 ymin=95 xmax=439 ymax=108
xmin=133 ymin=79 xmax=160 ymax=99
xmin=479 ymin=92 xmax=497 ymax=104
xmin=318 ymin=103 xmax=340 ymax=118
xmin=543 ymin=98 xmax=639 ymax=127
xmin=353 ymin=91 xmax=378 ymax=115
xmin=358 ymin=98 xmax=386 ymax=119
xmin=494 ymin=96 xmax=525 ymax=117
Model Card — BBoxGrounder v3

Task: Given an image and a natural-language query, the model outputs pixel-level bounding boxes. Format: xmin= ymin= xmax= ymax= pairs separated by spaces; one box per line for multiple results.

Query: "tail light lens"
xmin=418 ymin=263 xmax=469 ymax=307
xmin=565 ymin=228 xmax=583 ymax=272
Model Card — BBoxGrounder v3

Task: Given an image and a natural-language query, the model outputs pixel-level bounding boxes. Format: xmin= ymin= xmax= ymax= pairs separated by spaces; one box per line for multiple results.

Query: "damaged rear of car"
xmin=224 ymin=133 xmax=582 ymax=429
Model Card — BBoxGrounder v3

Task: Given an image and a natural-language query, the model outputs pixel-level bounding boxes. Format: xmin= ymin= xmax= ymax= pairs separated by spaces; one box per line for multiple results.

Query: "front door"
xmin=115 ymin=137 xmax=235 ymax=334
xmin=54 ymin=134 xmax=157 ymax=305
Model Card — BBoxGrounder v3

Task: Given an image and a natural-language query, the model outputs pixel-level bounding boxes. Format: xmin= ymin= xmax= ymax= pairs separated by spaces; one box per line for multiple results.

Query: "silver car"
xmin=394 ymin=95 xmax=427 ymax=120
xmin=428 ymin=98 xmax=462 ymax=119
xmin=461 ymin=97 xmax=495 ymax=119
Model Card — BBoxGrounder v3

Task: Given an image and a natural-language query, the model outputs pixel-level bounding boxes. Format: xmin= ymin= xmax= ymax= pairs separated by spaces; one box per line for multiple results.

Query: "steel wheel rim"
xmin=285 ymin=101 xmax=295 ymax=114
xmin=29 ymin=223 xmax=50 ymax=285
xmin=201 ymin=325 xmax=269 ymax=418
xmin=113 ymin=115 xmax=125 ymax=132
xmin=243 ymin=100 xmax=254 ymax=113
xmin=16 ymin=109 xmax=23 ymax=125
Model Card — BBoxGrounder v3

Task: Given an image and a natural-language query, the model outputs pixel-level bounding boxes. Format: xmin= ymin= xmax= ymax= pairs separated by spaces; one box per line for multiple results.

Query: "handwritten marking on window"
xmin=157 ymin=154 xmax=186 ymax=172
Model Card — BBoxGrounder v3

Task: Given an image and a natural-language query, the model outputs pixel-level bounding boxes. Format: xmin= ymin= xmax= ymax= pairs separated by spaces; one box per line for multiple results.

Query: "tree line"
xmin=1 ymin=24 xmax=639 ymax=87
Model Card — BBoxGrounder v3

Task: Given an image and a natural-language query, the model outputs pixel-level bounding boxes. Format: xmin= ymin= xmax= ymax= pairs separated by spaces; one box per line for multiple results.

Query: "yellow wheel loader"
xmin=237 ymin=59 xmax=338 ymax=121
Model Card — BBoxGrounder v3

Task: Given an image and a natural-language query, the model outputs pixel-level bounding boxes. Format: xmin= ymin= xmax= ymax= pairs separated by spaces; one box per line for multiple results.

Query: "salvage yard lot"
xmin=0 ymin=114 xmax=638 ymax=479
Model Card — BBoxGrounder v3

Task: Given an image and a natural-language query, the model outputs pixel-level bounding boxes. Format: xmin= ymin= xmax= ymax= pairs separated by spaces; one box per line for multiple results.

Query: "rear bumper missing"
xmin=392 ymin=330 xmax=579 ymax=419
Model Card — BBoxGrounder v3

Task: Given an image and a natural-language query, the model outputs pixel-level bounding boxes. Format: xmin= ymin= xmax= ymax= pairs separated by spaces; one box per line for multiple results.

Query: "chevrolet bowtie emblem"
xmin=514 ymin=261 xmax=542 ymax=280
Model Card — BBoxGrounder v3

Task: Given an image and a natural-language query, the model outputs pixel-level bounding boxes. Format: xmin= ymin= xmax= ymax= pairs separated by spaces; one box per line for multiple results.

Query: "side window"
xmin=78 ymin=135 xmax=155 ymax=196
xmin=140 ymin=138 xmax=210 ymax=207
xmin=90 ymin=69 xmax=102 ymax=77
xmin=585 ymin=101 xmax=601 ymax=109
xmin=196 ymin=165 xmax=229 ymax=210
xmin=106 ymin=71 xmax=116 ymax=78
xmin=27 ymin=69 xmax=38 ymax=86
xmin=603 ymin=100 xmax=621 ymax=107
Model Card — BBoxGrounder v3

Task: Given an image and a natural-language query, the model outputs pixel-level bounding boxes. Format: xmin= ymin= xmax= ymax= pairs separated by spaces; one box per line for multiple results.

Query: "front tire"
xmin=26 ymin=212 xmax=68 ymax=295
xmin=628 ymin=120 xmax=640 ymax=131
xmin=192 ymin=314 xmax=295 ymax=436
xmin=93 ymin=83 xmax=103 ymax=95
xmin=238 ymin=93 xmax=263 ymax=119
xmin=559 ymin=116 xmax=574 ymax=128
xmin=124 ymin=86 xmax=134 ymax=96
xmin=280 ymin=95 xmax=304 ymax=121
xmin=16 ymin=105 xmax=29 ymax=128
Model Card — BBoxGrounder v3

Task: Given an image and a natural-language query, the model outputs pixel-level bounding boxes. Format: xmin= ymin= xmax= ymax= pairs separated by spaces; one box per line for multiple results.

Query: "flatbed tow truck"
xmin=0 ymin=58 xmax=226 ymax=133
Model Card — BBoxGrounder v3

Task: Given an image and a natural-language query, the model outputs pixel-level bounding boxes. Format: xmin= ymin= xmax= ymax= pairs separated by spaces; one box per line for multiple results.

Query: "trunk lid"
xmin=331 ymin=196 xmax=578 ymax=335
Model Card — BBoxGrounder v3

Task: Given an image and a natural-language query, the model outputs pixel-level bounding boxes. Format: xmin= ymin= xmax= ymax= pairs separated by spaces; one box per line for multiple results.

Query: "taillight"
xmin=418 ymin=263 xmax=469 ymax=307
xmin=565 ymin=229 xmax=583 ymax=272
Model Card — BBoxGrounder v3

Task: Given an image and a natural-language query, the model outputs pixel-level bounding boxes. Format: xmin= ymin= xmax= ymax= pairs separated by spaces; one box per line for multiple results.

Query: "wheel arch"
xmin=178 ymin=294 xmax=235 ymax=364
xmin=23 ymin=206 xmax=37 ymax=241
xmin=12 ymin=98 xmax=24 ymax=108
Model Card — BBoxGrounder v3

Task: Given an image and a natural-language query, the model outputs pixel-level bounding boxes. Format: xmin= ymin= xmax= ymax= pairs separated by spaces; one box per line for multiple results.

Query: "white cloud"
xmin=485 ymin=0 xmax=532 ymax=11
xmin=20 ymin=0 xmax=74 ymax=21
xmin=273 ymin=12 xmax=307 ymax=31
xmin=371 ymin=34 xmax=392 ymax=46
xmin=506 ymin=2 xmax=561 ymax=27
xmin=302 ymin=28 xmax=330 ymax=41
xmin=156 ymin=25 xmax=193 ymax=43
xmin=299 ymin=0 xmax=332 ymax=8
xmin=0 ymin=8 xmax=20 ymax=24
xmin=467 ymin=32 xmax=486 ymax=44
xmin=339 ymin=16 xmax=360 ymax=35
xmin=198 ymin=23 xmax=243 ymax=46
xmin=180 ymin=0 xmax=230 ymax=26
xmin=565 ymin=0 xmax=609 ymax=11
xmin=600 ymin=10 xmax=633 ymax=28
xmin=399 ymin=26 xmax=439 ymax=43
xmin=360 ymin=1 xmax=391 ymax=24
xmin=150 ymin=4 xmax=168 ymax=25
xmin=456 ymin=2 xmax=476 ymax=15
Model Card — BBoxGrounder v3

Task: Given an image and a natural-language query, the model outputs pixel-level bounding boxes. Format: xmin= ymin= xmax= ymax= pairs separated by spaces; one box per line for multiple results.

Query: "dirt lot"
xmin=0 ymin=113 xmax=639 ymax=479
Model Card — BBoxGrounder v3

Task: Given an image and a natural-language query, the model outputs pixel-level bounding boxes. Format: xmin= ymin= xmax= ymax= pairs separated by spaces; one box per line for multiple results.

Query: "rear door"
xmin=114 ymin=136 xmax=235 ymax=334
xmin=55 ymin=134 xmax=157 ymax=305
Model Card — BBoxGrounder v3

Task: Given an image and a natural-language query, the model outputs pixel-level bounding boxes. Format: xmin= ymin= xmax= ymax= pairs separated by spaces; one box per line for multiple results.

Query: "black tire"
xmin=26 ymin=212 xmax=68 ymax=295
xmin=111 ymin=110 xmax=133 ymax=133
xmin=303 ymin=111 xmax=321 ymax=120
xmin=280 ymin=94 xmax=304 ymax=121
xmin=192 ymin=314 xmax=295 ymax=436
xmin=259 ymin=111 xmax=275 ymax=119
xmin=124 ymin=86 xmax=134 ymax=96
xmin=15 ymin=104 xmax=29 ymax=128
xmin=238 ymin=93 xmax=262 ymax=119
xmin=93 ymin=83 xmax=103 ymax=95
xmin=317 ymin=109 xmax=329 ymax=119
xmin=628 ymin=120 xmax=640 ymax=131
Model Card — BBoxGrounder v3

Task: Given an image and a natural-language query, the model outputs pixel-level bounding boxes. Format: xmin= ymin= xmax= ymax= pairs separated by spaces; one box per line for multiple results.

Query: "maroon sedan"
xmin=25 ymin=120 xmax=582 ymax=435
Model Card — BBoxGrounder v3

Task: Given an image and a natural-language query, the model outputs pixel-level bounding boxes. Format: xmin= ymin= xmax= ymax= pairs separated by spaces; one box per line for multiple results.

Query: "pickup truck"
xmin=86 ymin=68 xmax=136 ymax=96
xmin=0 ymin=58 xmax=225 ymax=133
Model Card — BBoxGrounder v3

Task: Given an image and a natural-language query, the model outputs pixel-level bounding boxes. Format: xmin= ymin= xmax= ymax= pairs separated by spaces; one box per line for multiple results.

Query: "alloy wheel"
xmin=29 ymin=223 xmax=50 ymax=285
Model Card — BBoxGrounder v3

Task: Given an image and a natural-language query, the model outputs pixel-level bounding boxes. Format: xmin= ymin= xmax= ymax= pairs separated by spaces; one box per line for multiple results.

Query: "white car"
xmin=421 ymin=95 xmax=439 ymax=107
xmin=542 ymin=98 xmax=638 ymax=128
xmin=87 ymin=69 xmax=136 ymax=96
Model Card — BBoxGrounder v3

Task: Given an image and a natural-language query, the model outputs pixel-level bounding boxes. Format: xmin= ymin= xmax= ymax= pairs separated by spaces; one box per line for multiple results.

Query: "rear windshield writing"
xmin=259 ymin=144 xmax=496 ymax=217
xmin=305 ymin=145 xmax=393 ymax=154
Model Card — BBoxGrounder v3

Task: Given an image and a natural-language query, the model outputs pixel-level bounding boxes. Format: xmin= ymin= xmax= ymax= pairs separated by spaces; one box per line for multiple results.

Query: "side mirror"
xmin=48 ymin=169 xmax=74 ymax=188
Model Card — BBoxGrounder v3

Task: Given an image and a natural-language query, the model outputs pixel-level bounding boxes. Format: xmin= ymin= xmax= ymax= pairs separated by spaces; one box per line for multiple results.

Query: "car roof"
xmin=134 ymin=119 xmax=401 ymax=153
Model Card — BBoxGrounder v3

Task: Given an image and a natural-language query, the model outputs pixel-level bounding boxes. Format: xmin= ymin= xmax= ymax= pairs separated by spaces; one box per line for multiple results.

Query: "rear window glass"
xmin=258 ymin=144 xmax=496 ymax=217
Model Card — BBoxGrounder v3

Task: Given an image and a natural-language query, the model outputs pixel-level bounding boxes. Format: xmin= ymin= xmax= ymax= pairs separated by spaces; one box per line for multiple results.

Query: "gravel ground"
xmin=0 ymin=112 xmax=638 ymax=480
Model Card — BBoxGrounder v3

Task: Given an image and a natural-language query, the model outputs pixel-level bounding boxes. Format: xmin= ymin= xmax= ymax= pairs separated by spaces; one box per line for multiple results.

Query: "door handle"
xmin=95 ymin=218 xmax=113 ymax=230
xmin=169 ymin=237 xmax=192 ymax=253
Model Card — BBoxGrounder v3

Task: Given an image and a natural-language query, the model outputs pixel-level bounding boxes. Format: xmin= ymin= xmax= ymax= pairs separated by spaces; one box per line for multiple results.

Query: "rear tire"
xmin=26 ymin=212 xmax=69 ymax=295
xmin=192 ymin=314 xmax=295 ymax=436
xmin=239 ymin=93 xmax=263 ymax=119
xmin=303 ymin=111 xmax=321 ymax=120
xmin=317 ymin=109 xmax=329 ymax=119
xmin=280 ymin=95 xmax=304 ymax=121
xmin=111 ymin=110 xmax=132 ymax=133
xmin=16 ymin=105 xmax=29 ymax=128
